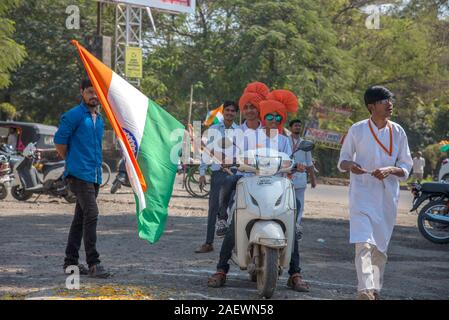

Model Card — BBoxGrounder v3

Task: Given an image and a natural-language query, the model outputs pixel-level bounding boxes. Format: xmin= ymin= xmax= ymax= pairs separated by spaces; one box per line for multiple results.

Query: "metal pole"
xmin=188 ymin=85 xmax=193 ymax=126
xmin=97 ymin=2 xmax=102 ymax=36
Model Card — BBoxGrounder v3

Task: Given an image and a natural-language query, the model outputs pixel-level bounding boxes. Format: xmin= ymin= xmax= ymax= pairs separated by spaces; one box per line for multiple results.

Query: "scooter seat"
xmin=42 ymin=161 xmax=65 ymax=176
xmin=43 ymin=161 xmax=65 ymax=170
xmin=421 ymin=183 xmax=449 ymax=194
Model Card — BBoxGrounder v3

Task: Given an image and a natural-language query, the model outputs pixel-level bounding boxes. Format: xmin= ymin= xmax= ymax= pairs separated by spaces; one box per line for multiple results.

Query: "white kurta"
xmin=338 ymin=119 xmax=412 ymax=253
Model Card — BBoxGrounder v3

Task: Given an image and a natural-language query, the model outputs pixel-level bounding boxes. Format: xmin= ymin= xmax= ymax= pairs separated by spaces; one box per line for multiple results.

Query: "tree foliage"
xmin=0 ymin=0 xmax=26 ymax=89
xmin=2 ymin=0 xmax=449 ymax=175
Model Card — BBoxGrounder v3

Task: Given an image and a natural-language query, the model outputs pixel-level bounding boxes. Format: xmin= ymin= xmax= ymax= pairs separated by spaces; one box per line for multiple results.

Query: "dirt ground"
xmin=0 ymin=175 xmax=448 ymax=300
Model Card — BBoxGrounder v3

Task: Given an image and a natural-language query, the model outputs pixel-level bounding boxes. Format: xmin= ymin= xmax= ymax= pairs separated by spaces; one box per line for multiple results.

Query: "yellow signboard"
xmin=125 ymin=47 xmax=143 ymax=78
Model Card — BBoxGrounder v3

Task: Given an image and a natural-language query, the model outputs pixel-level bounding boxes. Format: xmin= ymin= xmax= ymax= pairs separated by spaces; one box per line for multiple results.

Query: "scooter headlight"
xmin=256 ymin=156 xmax=281 ymax=176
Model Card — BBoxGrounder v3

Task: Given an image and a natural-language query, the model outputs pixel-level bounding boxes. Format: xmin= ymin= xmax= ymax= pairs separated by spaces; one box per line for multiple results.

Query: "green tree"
xmin=2 ymin=0 xmax=113 ymax=124
xmin=0 ymin=0 xmax=26 ymax=89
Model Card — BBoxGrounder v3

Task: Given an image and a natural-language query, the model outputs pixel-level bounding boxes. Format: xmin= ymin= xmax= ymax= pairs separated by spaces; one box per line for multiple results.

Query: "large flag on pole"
xmin=204 ymin=104 xmax=224 ymax=127
xmin=71 ymin=40 xmax=184 ymax=244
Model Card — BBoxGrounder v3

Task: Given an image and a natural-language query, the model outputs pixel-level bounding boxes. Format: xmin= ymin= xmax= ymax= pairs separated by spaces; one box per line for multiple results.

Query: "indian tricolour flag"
xmin=204 ymin=105 xmax=224 ymax=127
xmin=71 ymin=40 xmax=184 ymax=244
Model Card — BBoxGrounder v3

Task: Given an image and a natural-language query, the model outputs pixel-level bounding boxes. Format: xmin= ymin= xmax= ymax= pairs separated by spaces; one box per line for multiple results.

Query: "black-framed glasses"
xmin=265 ymin=114 xmax=283 ymax=122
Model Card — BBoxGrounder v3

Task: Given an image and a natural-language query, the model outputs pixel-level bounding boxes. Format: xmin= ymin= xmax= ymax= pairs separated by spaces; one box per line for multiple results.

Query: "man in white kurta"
xmin=338 ymin=86 xmax=412 ymax=299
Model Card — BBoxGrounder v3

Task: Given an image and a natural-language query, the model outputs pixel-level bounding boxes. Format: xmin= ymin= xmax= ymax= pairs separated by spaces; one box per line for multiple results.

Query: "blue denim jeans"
xmin=205 ymin=170 xmax=229 ymax=244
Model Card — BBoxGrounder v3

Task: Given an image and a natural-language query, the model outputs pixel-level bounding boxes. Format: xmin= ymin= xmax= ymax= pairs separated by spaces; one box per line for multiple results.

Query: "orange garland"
xmin=368 ymin=119 xmax=392 ymax=157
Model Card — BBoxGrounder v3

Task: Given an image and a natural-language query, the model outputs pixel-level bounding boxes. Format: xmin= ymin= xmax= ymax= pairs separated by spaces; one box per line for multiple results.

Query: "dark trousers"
xmin=217 ymin=196 xmax=302 ymax=275
xmin=205 ymin=171 xmax=228 ymax=244
xmin=64 ymin=176 xmax=101 ymax=268
xmin=217 ymin=175 xmax=242 ymax=221
xmin=289 ymin=199 xmax=302 ymax=275
xmin=217 ymin=214 xmax=236 ymax=273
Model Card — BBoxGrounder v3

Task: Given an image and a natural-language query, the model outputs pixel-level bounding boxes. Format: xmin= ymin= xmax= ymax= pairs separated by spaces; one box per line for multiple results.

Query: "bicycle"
xmin=100 ymin=161 xmax=111 ymax=188
xmin=180 ymin=164 xmax=211 ymax=198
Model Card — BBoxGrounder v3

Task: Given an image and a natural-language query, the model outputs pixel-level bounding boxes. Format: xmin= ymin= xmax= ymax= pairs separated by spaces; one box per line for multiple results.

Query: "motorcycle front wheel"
xmin=0 ymin=183 xmax=7 ymax=200
xmin=11 ymin=185 xmax=33 ymax=201
xmin=256 ymin=245 xmax=279 ymax=299
xmin=417 ymin=199 xmax=449 ymax=244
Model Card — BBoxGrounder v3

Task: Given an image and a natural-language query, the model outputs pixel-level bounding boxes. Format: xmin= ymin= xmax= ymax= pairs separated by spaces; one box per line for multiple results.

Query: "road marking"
xmin=184 ymin=268 xmax=357 ymax=289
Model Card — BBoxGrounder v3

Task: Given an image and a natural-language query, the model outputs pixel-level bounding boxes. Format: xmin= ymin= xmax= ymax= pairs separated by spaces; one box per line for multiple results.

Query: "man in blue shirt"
xmin=54 ymin=79 xmax=109 ymax=278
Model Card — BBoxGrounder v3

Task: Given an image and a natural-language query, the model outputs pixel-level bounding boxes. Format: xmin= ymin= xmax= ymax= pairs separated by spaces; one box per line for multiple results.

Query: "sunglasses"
xmin=376 ymin=98 xmax=395 ymax=105
xmin=265 ymin=114 xmax=283 ymax=122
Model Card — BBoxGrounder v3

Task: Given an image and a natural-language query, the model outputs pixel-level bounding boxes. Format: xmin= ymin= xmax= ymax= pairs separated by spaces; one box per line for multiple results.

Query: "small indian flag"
xmin=71 ymin=40 xmax=184 ymax=244
xmin=204 ymin=105 xmax=224 ymax=127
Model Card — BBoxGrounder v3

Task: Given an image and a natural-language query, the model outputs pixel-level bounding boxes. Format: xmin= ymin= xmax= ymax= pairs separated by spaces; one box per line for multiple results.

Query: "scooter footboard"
xmin=249 ymin=221 xmax=291 ymax=267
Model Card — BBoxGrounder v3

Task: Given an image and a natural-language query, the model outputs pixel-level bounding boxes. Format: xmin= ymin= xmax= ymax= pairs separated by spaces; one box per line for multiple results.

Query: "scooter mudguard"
xmin=249 ymin=220 xmax=287 ymax=248
xmin=249 ymin=220 xmax=291 ymax=268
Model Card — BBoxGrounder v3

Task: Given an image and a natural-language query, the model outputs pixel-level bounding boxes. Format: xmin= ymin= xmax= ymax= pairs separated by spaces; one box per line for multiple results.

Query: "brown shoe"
xmin=287 ymin=273 xmax=310 ymax=292
xmin=356 ymin=290 xmax=376 ymax=300
xmin=195 ymin=243 xmax=214 ymax=253
xmin=207 ymin=270 xmax=226 ymax=288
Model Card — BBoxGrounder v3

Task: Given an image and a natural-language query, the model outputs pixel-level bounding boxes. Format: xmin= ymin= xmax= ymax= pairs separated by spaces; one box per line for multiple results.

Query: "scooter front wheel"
xmin=0 ymin=183 xmax=8 ymax=200
xmin=110 ymin=180 xmax=121 ymax=194
xmin=256 ymin=245 xmax=279 ymax=299
xmin=11 ymin=185 xmax=33 ymax=201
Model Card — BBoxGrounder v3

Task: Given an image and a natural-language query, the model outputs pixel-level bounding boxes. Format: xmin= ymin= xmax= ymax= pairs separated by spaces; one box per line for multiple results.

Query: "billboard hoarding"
xmin=304 ymin=127 xmax=346 ymax=150
xmin=125 ymin=47 xmax=143 ymax=78
xmin=100 ymin=0 xmax=196 ymax=14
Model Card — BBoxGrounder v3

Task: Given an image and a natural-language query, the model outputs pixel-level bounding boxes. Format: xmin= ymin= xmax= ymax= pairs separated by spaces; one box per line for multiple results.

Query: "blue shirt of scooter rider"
xmin=54 ymin=99 xmax=104 ymax=185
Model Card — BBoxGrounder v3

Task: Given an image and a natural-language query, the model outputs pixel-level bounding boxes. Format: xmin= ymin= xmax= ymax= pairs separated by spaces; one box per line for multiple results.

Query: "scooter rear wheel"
xmin=256 ymin=245 xmax=279 ymax=299
xmin=11 ymin=185 xmax=33 ymax=201
xmin=64 ymin=191 xmax=77 ymax=204
xmin=0 ymin=183 xmax=7 ymax=200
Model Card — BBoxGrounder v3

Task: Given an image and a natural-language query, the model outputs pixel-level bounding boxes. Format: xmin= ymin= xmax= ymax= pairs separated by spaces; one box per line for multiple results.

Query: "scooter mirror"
xmin=299 ymin=140 xmax=315 ymax=152
xmin=291 ymin=140 xmax=315 ymax=156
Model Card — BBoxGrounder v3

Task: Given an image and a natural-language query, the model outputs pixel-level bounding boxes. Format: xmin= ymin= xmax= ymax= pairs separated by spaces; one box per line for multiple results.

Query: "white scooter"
xmin=229 ymin=140 xmax=314 ymax=299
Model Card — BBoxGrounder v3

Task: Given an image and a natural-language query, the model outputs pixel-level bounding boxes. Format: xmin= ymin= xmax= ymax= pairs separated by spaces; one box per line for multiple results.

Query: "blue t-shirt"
xmin=54 ymin=102 xmax=104 ymax=184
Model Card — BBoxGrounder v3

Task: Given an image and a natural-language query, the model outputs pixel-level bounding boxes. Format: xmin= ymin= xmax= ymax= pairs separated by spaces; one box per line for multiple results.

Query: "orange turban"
xmin=259 ymin=90 xmax=299 ymax=132
xmin=238 ymin=82 xmax=270 ymax=112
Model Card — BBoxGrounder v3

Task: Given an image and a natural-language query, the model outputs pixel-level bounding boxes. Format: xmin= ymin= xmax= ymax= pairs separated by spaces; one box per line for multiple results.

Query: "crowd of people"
xmin=55 ymin=79 xmax=413 ymax=300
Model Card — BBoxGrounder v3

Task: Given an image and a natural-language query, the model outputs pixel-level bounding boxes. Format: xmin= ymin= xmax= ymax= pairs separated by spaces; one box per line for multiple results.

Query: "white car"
xmin=438 ymin=158 xmax=449 ymax=182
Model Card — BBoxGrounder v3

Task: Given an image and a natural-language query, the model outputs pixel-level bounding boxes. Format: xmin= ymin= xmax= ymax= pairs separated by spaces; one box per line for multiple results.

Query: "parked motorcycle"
xmin=110 ymin=158 xmax=131 ymax=194
xmin=0 ymin=154 xmax=14 ymax=200
xmin=228 ymin=140 xmax=314 ymax=299
xmin=11 ymin=142 xmax=76 ymax=203
xmin=0 ymin=143 xmax=24 ymax=200
xmin=410 ymin=182 xmax=449 ymax=244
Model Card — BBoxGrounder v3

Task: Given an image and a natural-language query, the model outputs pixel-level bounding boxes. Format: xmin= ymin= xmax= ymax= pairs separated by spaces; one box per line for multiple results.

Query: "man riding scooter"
xmin=207 ymin=87 xmax=310 ymax=295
